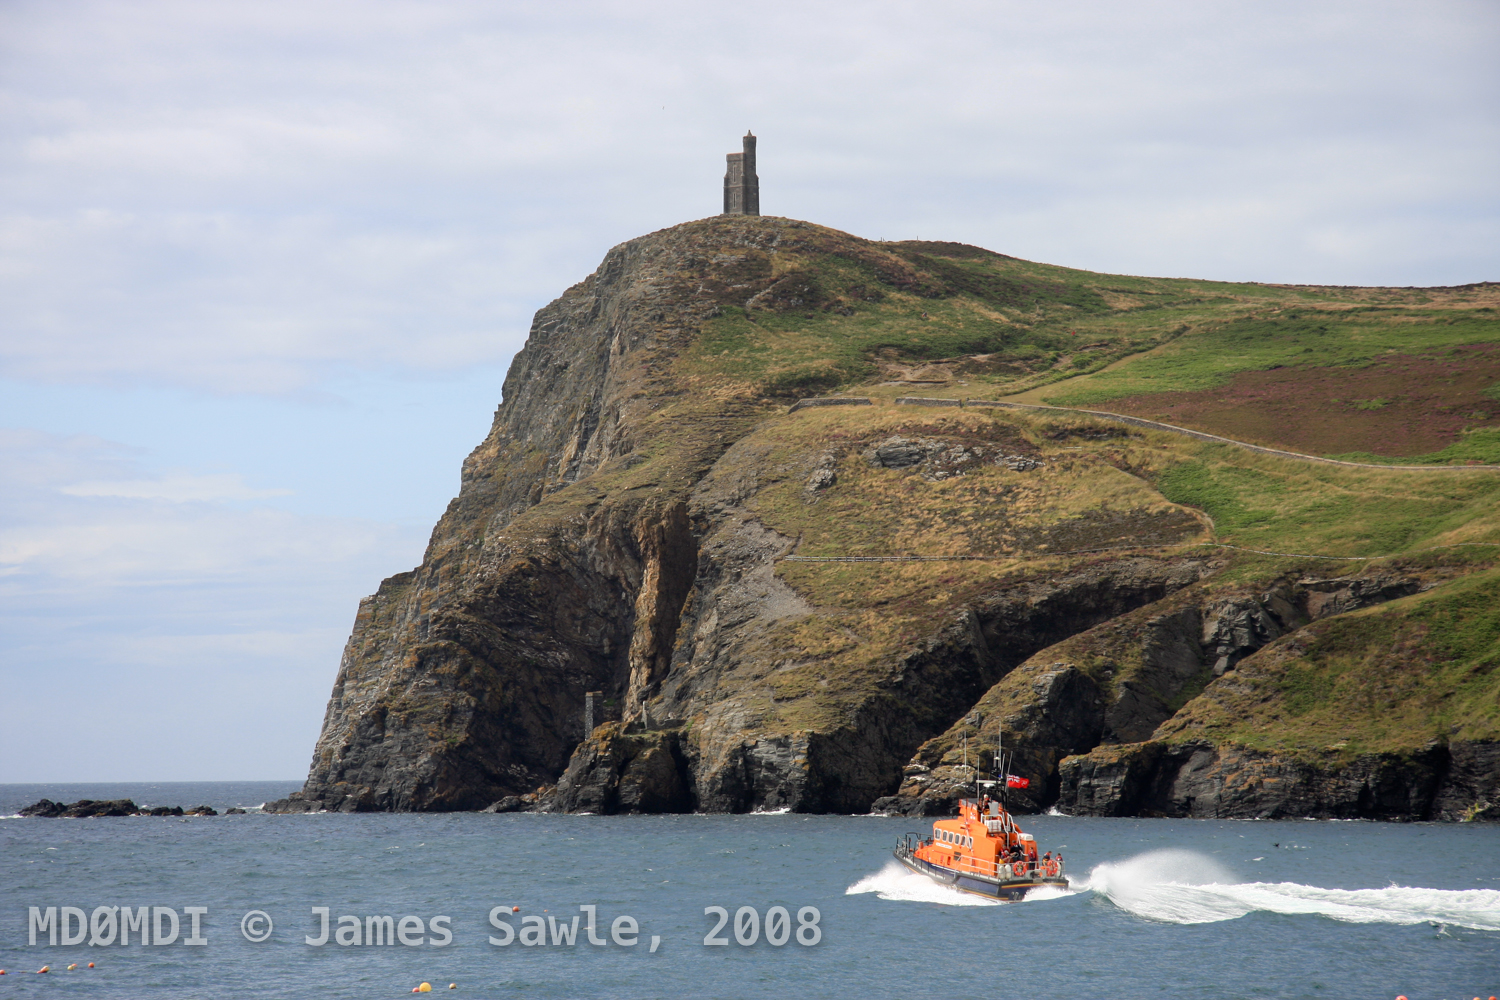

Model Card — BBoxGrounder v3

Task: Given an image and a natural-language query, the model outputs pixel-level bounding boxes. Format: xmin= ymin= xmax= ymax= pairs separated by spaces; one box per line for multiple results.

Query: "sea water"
xmin=2 ymin=783 xmax=1497 ymax=999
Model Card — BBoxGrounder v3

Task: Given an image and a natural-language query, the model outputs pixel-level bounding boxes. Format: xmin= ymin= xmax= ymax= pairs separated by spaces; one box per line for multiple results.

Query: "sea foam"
xmin=849 ymin=848 xmax=1500 ymax=930
xmin=845 ymin=861 xmax=1073 ymax=907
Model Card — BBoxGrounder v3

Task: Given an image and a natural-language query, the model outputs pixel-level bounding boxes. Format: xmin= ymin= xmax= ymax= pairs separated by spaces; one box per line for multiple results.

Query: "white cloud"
xmin=0 ymin=427 xmax=427 ymax=780
xmin=0 ymin=0 xmax=1494 ymax=395
xmin=61 ymin=472 xmax=291 ymax=502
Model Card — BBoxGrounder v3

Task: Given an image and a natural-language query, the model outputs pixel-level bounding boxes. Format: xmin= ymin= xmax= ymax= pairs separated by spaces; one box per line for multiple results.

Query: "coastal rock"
xmin=263 ymin=793 xmax=325 ymax=813
xmin=877 ymin=565 xmax=1443 ymax=818
xmin=676 ymin=553 xmax=1206 ymax=813
xmin=1432 ymin=740 xmax=1500 ymax=821
xmin=543 ymin=723 xmax=692 ymax=814
xmin=57 ymin=799 xmax=139 ymax=817
xmin=873 ymin=664 xmax=1103 ymax=817
xmin=1050 ymin=563 xmax=1496 ymax=822
xmin=18 ymin=798 xmax=215 ymax=818
xmin=480 ymin=796 xmax=529 ymax=814
xmin=1056 ymin=739 xmax=1496 ymax=820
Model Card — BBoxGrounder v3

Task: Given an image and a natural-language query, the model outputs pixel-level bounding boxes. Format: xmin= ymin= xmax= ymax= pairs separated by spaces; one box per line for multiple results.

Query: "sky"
xmin=2 ymin=0 xmax=1497 ymax=783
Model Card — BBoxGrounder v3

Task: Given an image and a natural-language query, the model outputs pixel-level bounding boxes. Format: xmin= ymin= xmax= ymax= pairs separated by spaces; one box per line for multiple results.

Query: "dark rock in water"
xmin=148 ymin=806 xmax=185 ymax=817
xmin=480 ymin=796 xmax=529 ymax=814
xmin=225 ymin=807 xmax=247 ymax=814
xmin=21 ymin=798 xmax=141 ymax=817
xmin=263 ymin=794 xmax=324 ymax=814
xmin=186 ymin=805 xmax=218 ymax=816
xmin=62 ymin=799 xmax=140 ymax=818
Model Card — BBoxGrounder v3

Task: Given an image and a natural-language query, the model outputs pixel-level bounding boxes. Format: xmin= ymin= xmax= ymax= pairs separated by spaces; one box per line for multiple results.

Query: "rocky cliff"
xmin=268 ymin=216 xmax=1500 ymax=820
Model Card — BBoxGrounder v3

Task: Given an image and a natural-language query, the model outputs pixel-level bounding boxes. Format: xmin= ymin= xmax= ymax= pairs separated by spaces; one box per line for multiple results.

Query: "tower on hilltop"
xmin=722 ymin=131 xmax=759 ymax=216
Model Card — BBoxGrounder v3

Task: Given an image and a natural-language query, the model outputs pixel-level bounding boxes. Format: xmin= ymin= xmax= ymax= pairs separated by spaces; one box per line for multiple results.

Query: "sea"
xmin=2 ymin=782 xmax=1497 ymax=1000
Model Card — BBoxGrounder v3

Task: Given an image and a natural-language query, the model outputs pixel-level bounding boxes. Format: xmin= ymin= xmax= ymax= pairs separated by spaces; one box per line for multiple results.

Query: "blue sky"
xmin=2 ymin=0 xmax=1497 ymax=782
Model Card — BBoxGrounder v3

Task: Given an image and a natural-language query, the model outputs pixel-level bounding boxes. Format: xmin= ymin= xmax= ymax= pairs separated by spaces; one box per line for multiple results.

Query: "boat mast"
xmin=997 ymin=716 xmax=1009 ymax=811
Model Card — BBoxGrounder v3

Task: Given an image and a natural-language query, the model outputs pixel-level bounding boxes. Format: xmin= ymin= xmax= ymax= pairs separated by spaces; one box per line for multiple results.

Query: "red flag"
xmin=1006 ymin=774 xmax=1029 ymax=789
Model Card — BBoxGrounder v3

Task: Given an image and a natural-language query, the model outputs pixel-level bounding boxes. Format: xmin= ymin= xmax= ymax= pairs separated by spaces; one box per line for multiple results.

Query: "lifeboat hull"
xmin=894 ymin=846 xmax=1068 ymax=902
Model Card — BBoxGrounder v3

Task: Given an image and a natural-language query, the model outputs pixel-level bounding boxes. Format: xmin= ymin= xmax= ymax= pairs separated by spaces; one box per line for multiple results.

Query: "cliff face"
xmin=272 ymin=218 xmax=784 ymax=810
xmin=1055 ymin=738 xmax=1500 ymax=821
xmin=871 ymin=567 xmax=1438 ymax=817
xmin=268 ymin=215 xmax=1500 ymax=820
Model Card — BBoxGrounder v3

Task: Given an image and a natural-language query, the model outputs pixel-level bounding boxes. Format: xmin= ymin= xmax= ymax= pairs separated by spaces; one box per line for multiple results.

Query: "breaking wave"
xmin=1082 ymin=850 xmax=1500 ymax=929
xmin=847 ymin=849 xmax=1500 ymax=930
xmin=847 ymin=861 xmax=1004 ymax=906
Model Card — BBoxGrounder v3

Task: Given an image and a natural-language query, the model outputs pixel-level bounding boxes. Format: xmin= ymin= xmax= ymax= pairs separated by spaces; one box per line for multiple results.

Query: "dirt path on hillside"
xmin=960 ymin=399 xmax=1500 ymax=471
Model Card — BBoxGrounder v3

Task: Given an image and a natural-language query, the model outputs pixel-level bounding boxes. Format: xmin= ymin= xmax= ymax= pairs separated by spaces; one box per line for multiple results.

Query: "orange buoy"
xmin=511 ymin=905 xmax=519 ymax=912
xmin=88 ymin=963 xmax=95 ymax=968
xmin=38 ymin=966 xmax=50 ymax=974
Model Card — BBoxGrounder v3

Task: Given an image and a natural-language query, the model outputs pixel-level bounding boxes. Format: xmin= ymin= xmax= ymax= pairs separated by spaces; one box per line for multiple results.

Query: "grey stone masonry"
xmin=723 ymin=131 xmax=760 ymax=215
xmin=894 ymin=396 xmax=962 ymax=408
xmin=788 ymin=396 xmax=872 ymax=413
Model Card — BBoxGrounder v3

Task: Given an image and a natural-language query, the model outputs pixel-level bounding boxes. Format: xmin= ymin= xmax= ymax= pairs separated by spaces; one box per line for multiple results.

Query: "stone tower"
xmin=722 ymin=131 xmax=759 ymax=216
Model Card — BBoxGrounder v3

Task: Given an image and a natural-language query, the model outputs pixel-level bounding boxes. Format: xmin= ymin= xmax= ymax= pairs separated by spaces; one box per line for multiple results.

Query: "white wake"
xmin=848 ymin=849 xmax=1500 ymax=930
xmin=846 ymin=861 xmax=1065 ymax=907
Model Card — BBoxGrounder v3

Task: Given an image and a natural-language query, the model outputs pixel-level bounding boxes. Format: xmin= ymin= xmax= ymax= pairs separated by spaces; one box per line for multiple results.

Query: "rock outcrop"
xmin=270 ymin=218 xmax=791 ymax=813
xmin=17 ymin=799 xmax=223 ymax=818
xmin=873 ymin=568 xmax=1439 ymax=817
xmin=263 ymin=214 xmax=1500 ymax=822
xmin=1056 ymin=739 xmax=1498 ymax=821
xmin=1041 ymin=564 xmax=1500 ymax=820
xmin=549 ymin=555 xmax=1208 ymax=813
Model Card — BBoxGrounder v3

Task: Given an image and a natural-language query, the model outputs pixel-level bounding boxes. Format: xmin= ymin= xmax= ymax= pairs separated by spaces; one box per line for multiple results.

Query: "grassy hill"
xmin=272 ymin=215 xmax=1500 ymax=819
xmin=677 ymin=232 xmax=1500 ymax=464
xmin=661 ymin=222 xmax=1500 ymax=815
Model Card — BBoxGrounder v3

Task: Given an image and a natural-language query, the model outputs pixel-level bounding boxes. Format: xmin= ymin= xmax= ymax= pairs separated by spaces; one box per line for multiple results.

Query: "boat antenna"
xmin=977 ymin=714 xmax=985 ymax=801
xmin=997 ymin=720 xmax=1003 ymax=804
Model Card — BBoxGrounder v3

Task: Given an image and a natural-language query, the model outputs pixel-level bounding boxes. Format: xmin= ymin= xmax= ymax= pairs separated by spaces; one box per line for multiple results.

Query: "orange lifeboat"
xmin=893 ymin=794 xmax=1068 ymax=901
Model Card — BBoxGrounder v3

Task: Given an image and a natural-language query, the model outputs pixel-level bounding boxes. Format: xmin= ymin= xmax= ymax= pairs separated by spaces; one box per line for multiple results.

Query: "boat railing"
xmin=899 ymin=833 xmax=1065 ymax=880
